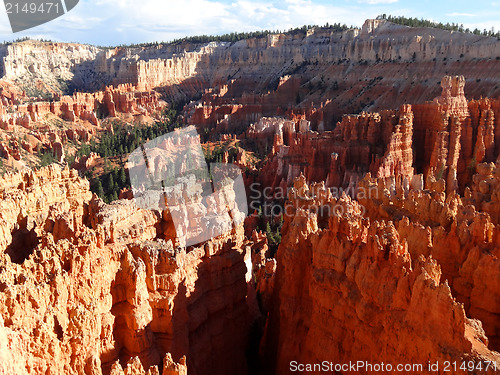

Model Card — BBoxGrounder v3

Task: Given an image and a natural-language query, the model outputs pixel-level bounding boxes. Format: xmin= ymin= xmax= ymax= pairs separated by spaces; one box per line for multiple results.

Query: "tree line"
xmin=96 ymin=23 xmax=353 ymax=49
xmin=169 ymin=23 xmax=351 ymax=45
xmin=377 ymin=14 xmax=500 ymax=39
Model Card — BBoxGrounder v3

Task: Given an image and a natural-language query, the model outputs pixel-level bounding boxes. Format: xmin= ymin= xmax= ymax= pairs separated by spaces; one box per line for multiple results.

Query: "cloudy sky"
xmin=0 ymin=0 xmax=498 ymax=46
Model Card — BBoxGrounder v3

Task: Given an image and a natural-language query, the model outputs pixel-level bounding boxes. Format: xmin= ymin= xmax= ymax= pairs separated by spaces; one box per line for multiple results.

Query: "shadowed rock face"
xmin=260 ymin=175 xmax=500 ymax=375
xmin=249 ymin=76 xmax=500 ymax=374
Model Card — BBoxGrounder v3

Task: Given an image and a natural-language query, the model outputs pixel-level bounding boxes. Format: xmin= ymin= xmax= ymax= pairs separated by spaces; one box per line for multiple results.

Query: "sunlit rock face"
xmin=0 ymin=165 xmax=254 ymax=375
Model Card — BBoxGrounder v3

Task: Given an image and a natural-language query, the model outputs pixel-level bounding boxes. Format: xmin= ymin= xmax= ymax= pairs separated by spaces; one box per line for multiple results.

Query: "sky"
xmin=0 ymin=0 xmax=499 ymax=46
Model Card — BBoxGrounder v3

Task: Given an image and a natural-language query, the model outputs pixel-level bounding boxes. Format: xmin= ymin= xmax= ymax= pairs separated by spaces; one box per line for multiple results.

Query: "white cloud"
xmin=0 ymin=0 xmax=388 ymax=45
xmin=446 ymin=12 xmax=477 ymax=17
xmin=358 ymin=0 xmax=398 ymax=4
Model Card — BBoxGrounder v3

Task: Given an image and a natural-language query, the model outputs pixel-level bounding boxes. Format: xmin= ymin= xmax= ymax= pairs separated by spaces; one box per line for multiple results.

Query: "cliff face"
xmin=0 ymin=83 xmax=165 ymax=167
xmin=2 ymin=20 xmax=499 ymax=121
xmin=262 ymin=176 xmax=500 ymax=374
xmin=0 ymin=41 xmax=102 ymax=94
xmin=124 ymin=20 xmax=500 ymax=93
xmin=179 ymin=21 xmax=500 ymax=130
xmin=0 ymin=165 xmax=255 ymax=375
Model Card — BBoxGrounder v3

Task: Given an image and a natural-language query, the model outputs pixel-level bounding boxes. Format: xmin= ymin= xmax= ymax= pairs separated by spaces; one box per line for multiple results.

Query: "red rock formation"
xmin=356 ymin=171 xmax=500 ymax=351
xmin=245 ymin=77 xmax=499 ymax=369
xmin=0 ymin=165 xmax=256 ymax=375
xmin=413 ymin=76 xmax=500 ymax=193
xmin=253 ymin=104 xmax=414 ymax=197
xmin=243 ymin=76 xmax=498 ymax=209
xmin=0 ymin=83 xmax=166 ymax=168
xmin=0 ymin=84 xmax=164 ymax=132
xmin=262 ymin=176 xmax=500 ymax=374
xmin=71 ymin=152 xmax=99 ymax=171
xmin=0 ymin=30 xmax=498 ymax=375
xmin=463 ymin=159 xmax=500 ymax=225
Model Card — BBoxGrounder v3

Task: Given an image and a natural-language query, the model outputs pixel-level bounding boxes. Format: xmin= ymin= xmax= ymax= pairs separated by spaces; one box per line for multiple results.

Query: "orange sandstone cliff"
xmin=261 ymin=175 xmax=500 ymax=374
xmin=0 ymin=165 xmax=255 ymax=375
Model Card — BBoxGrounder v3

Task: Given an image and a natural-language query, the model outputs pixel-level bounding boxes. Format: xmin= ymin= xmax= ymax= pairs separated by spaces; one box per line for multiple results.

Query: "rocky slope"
xmin=261 ymin=175 xmax=500 ymax=374
xmin=0 ymin=82 xmax=165 ymax=170
xmin=0 ymin=165 xmax=255 ymax=375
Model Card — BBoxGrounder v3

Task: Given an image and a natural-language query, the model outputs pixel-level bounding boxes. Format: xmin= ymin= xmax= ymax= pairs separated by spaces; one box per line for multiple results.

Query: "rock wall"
xmin=2 ymin=21 xmax=500 ymax=124
xmin=0 ymin=165 xmax=254 ymax=375
xmin=0 ymin=40 xmax=102 ymax=93
xmin=252 ymin=103 xmax=414 ymax=196
xmin=262 ymin=176 xmax=500 ymax=374
xmin=125 ymin=20 xmax=500 ymax=94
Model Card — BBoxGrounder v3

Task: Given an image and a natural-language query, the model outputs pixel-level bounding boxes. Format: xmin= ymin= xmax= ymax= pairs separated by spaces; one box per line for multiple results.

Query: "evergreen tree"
xmin=275 ymin=227 xmax=281 ymax=244
xmin=112 ymin=167 xmax=119 ymax=183
xmin=119 ymin=167 xmax=127 ymax=185
xmin=104 ymin=158 xmax=111 ymax=173
xmin=95 ymin=180 xmax=105 ymax=198
xmin=265 ymin=222 xmax=274 ymax=243
xmin=108 ymin=174 xmax=115 ymax=192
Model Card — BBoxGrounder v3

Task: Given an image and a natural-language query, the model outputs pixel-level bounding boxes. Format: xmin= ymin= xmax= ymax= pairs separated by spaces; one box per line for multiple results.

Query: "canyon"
xmin=0 ymin=18 xmax=498 ymax=375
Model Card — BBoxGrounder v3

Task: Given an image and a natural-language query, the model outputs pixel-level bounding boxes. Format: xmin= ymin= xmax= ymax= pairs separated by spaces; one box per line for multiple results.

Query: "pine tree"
xmin=108 ymin=174 xmax=115 ymax=192
xmin=113 ymin=167 xmax=119 ymax=183
xmin=275 ymin=227 xmax=281 ymax=244
xmin=266 ymin=222 xmax=275 ymax=244
xmin=95 ymin=180 xmax=105 ymax=198
xmin=119 ymin=167 xmax=127 ymax=186
xmin=104 ymin=158 xmax=111 ymax=173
